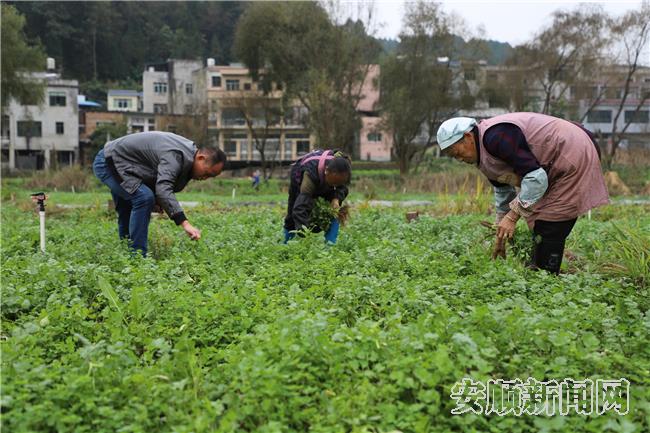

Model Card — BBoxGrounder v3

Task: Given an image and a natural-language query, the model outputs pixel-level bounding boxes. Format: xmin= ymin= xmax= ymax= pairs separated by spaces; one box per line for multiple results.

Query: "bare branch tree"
xmin=235 ymin=1 xmax=381 ymax=158
xmin=222 ymin=88 xmax=284 ymax=178
xmin=604 ymin=3 xmax=650 ymax=168
xmin=378 ymin=1 xmax=475 ymax=175
xmin=511 ymin=5 xmax=609 ymax=116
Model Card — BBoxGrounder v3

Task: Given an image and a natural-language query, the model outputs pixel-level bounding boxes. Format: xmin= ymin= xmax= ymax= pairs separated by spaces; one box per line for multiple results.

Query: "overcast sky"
xmin=370 ymin=0 xmax=643 ymax=46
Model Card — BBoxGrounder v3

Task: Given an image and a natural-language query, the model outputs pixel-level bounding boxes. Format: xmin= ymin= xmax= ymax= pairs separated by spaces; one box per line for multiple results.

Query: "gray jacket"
xmin=104 ymin=131 xmax=196 ymax=223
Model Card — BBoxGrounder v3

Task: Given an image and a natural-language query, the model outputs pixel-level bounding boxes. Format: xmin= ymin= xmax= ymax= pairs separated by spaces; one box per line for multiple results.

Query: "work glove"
xmin=492 ymin=236 xmax=506 ymax=260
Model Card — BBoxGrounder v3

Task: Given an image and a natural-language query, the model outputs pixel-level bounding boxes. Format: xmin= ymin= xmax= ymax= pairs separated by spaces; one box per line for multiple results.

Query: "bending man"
xmin=93 ymin=131 xmax=227 ymax=256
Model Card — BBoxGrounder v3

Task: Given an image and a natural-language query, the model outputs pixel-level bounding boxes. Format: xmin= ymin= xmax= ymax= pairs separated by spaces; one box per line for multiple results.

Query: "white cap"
xmin=436 ymin=117 xmax=477 ymax=150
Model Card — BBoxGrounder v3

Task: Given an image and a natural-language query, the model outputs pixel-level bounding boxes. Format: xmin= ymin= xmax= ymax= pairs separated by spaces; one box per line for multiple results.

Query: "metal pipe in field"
xmin=39 ymin=210 xmax=46 ymax=252
xmin=31 ymin=192 xmax=47 ymax=253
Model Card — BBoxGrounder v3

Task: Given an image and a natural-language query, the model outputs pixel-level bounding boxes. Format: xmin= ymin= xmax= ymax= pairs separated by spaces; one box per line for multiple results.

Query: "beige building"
xmin=139 ymin=59 xmax=404 ymax=162
xmin=192 ymin=61 xmax=313 ymax=162
xmin=107 ymin=89 xmax=141 ymax=112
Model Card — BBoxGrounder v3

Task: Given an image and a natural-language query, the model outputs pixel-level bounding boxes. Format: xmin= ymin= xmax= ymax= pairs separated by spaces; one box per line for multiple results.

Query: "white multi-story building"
xmin=576 ymin=66 xmax=650 ymax=149
xmin=142 ymin=59 xmax=202 ymax=115
xmin=2 ymin=63 xmax=79 ymax=171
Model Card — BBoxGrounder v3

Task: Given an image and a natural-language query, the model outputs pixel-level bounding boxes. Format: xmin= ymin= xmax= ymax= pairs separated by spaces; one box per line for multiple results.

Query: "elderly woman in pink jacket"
xmin=437 ymin=112 xmax=609 ymax=274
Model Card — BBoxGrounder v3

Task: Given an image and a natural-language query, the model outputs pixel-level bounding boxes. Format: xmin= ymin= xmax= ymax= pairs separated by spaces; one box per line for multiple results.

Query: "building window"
xmin=285 ymin=106 xmax=308 ymax=126
xmin=625 ymin=110 xmax=649 ymax=123
xmin=367 ymin=132 xmax=382 ymax=142
xmin=207 ymin=129 xmax=219 ymax=147
xmin=224 ymin=140 xmax=237 ymax=156
xmin=285 ymin=133 xmax=309 ymax=159
xmin=605 ymin=87 xmax=625 ymax=99
xmin=114 ymin=98 xmax=132 ymax=109
xmin=154 ymin=104 xmax=168 ymax=114
xmin=154 ymin=82 xmax=168 ymax=93
xmin=244 ymin=83 xmax=252 ymax=91
xmin=96 ymin=121 xmax=116 ymax=127
xmin=222 ymin=108 xmax=246 ymax=126
xmin=212 ymin=76 xmax=222 ymax=87
xmin=587 ymin=110 xmax=612 ymax=123
xmin=265 ymin=135 xmax=281 ymax=161
xmin=185 ymin=83 xmax=193 ymax=94
xmin=239 ymin=139 xmax=249 ymax=159
xmin=49 ymin=91 xmax=66 ymax=107
xmin=284 ymin=141 xmax=294 ymax=160
xmin=464 ymin=68 xmax=476 ymax=81
xmin=17 ymin=121 xmax=42 ymax=137
xmin=184 ymin=104 xmax=193 ymax=114
xmin=56 ymin=122 xmax=64 ymax=134
xmin=296 ymin=140 xmax=310 ymax=155
xmin=1 ymin=115 xmax=9 ymax=138
xmin=224 ymin=133 xmax=247 ymax=159
xmin=57 ymin=151 xmax=74 ymax=166
xmin=226 ymin=79 xmax=240 ymax=91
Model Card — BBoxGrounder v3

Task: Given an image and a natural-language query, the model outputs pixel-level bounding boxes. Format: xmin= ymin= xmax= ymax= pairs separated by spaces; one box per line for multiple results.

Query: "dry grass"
xmin=611 ymin=149 xmax=650 ymax=194
xmin=613 ymin=148 xmax=650 ymax=166
xmin=354 ymin=169 xmax=490 ymax=198
xmin=24 ymin=165 xmax=94 ymax=192
xmin=604 ymin=171 xmax=632 ymax=196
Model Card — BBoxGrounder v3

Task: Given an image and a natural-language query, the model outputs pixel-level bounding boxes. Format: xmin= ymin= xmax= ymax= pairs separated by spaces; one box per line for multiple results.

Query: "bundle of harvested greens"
xmin=310 ymin=197 xmax=350 ymax=232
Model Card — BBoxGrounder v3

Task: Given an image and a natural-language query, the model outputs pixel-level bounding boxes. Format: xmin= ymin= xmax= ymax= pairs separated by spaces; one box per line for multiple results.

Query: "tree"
xmin=377 ymin=1 xmax=473 ymax=175
xmin=1 ymin=4 xmax=47 ymax=107
xmin=89 ymin=122 xmax=127 ymax=159
xmin=156 ymin=111 xmax=209 ymax=152
xmin=221 ymin=90 xmax=285 ymax=178
xmin=234 ymin=1 xmax=380 ymax=157
xmin=604 ymin=3 xmax=650 ymax=168
xmin=506 ymin=5 xmax=609 ymax=115
xmin=14 ymin=2 xmax=247 ymax=82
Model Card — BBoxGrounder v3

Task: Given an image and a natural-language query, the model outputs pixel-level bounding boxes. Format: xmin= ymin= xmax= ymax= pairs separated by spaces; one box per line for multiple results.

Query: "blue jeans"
xmin=93 ymin=150 xmax=154 ymax=256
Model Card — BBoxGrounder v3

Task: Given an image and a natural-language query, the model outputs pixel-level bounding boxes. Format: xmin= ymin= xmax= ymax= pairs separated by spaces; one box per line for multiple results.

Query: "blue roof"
xmin=79 ymin=100 xmax=102 ymax=107
xmin=77 ymin=95 xmax=102 ymax=107
xmin=108 ymin=89 xmax=140 ymax=97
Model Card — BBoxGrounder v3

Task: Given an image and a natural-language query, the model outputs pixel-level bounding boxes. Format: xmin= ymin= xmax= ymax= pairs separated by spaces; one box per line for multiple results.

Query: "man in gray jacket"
xmin=92 ymin=131 xmax=226 ymax=256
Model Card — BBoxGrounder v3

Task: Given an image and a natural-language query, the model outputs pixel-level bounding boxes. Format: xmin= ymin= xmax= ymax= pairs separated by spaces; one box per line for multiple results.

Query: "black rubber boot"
xmin=529 ymin=219 xmax=577 ymax=275
xmin=530 ymin=237 xmax=566 ymax=275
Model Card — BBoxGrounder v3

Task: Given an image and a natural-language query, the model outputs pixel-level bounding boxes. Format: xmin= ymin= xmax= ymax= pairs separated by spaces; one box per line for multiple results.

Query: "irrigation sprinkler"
xmin=31 ymin=192 xmax=47 ymax=253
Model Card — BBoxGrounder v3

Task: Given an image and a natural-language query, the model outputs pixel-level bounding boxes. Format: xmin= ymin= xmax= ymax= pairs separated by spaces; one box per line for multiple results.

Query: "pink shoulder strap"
xmin=300 ymin=150 xmax=334 ymax=183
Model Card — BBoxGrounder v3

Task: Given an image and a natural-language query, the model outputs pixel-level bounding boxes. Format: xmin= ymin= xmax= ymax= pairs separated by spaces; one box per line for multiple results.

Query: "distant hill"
xmin=482 ymin=40 xmax=514 ymax=65
xmin=14 ymin=1 xmax=248 ymax=83
xmin=13 ymin=0 xmax=513 ymax=88
xmin=377 ymin=38 xmax=400 ymax=55
xmin=376 ymin=36 xmax=513 ymax=65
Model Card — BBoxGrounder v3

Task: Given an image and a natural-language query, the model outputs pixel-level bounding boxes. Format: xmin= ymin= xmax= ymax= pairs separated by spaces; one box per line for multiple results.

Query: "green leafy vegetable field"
xmin=1 ymin=198 xmax=649 ymax=432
